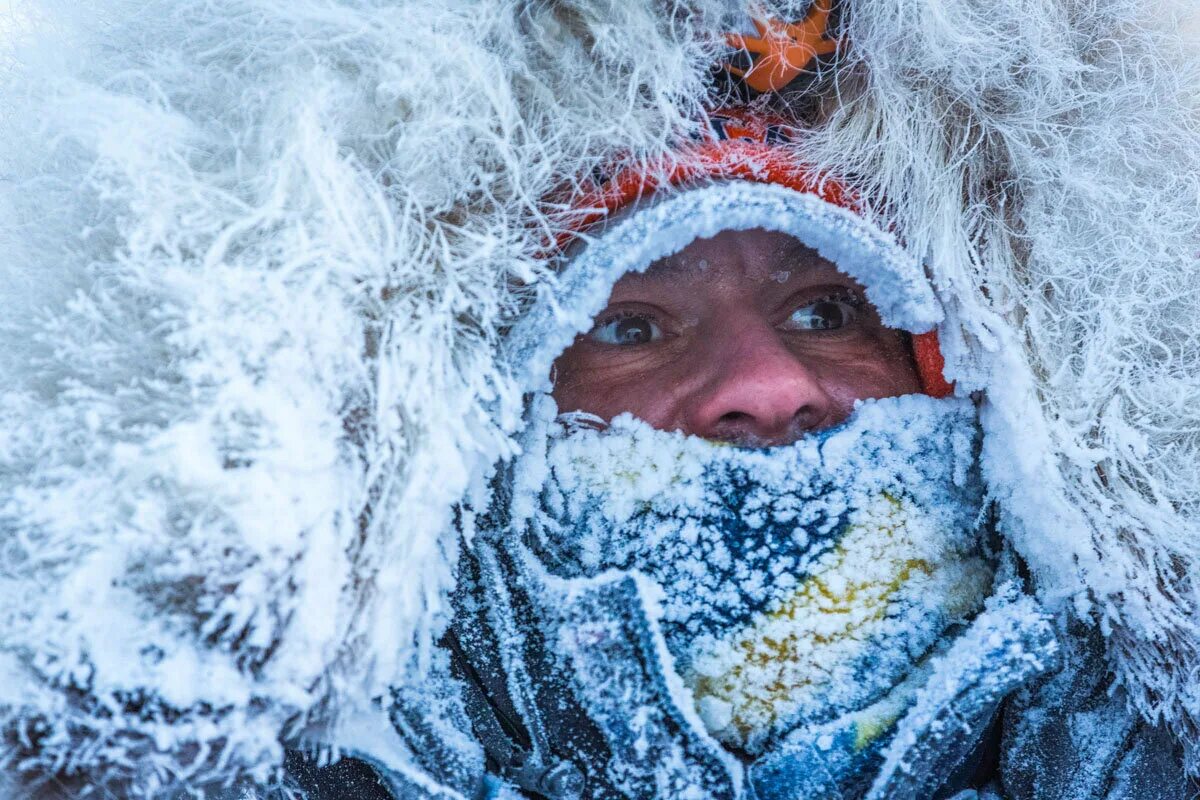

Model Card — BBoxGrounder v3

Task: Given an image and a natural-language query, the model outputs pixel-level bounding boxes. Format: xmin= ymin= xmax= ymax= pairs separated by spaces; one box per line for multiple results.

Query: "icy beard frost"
xmin=511 ymin=393 xmax=994 ymax=756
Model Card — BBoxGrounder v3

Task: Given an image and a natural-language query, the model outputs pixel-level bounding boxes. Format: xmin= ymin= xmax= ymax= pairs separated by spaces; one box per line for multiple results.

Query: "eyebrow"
xmin=778 ymin=237 xmax=820 ymax=265
xmin=633 ymin=237 xmax=830 ymax=282
xmin=634 ymin=250 xmax=709 ymax=281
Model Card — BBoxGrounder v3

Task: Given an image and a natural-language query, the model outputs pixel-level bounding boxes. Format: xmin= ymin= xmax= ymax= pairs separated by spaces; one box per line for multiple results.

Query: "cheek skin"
xmin=550 ymin=325 xmax=921 ymax=435
xmin=787 ymin=329 xmax=921 ymax=422
xmin=551 ymin=335 xmax=697 ymax=427
xmin=549 ymin=326 xmax=916 ymax=438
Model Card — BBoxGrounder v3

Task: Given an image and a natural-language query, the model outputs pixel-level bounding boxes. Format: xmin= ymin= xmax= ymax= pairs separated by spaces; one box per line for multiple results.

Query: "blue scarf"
xmin=515 ymin=394 xmax=993 ymax=773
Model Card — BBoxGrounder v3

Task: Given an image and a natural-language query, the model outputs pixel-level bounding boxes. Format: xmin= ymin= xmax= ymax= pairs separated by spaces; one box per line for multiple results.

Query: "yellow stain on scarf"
xmin=689 ymin=494 xmax=991 ymax=752
xmin=852 ymin=707 xmax=903 ymax=751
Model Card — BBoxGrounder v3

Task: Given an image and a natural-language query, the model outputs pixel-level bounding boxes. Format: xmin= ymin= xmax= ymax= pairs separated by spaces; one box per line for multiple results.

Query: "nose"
xmin=685 ymin=319 xmax=836 ymax=445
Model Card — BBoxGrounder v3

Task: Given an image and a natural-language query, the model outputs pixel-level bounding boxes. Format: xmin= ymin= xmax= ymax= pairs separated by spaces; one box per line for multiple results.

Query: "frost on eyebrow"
xmin=629 ymin=232 xmax=835 ymax=287
xmin=513 ymin=393 xmax=990 ymax=754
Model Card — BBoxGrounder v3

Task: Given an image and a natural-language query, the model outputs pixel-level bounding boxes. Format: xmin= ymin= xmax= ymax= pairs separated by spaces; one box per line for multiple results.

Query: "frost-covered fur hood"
xmin=1 ymin=0 xmax=1198 ymax=794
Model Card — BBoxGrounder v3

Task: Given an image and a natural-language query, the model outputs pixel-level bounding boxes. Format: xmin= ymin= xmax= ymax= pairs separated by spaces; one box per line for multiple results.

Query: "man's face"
xmin=551 ymin=228 xmax=921 ymax=446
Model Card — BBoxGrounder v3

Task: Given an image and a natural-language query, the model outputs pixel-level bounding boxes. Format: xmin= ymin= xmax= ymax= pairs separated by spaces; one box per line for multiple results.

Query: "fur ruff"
xmin=0 ymin=0 xmax=1197 ymax=793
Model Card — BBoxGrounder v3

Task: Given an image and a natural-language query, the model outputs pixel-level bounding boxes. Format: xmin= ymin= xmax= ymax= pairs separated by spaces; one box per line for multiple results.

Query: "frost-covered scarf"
xmin=513 ymin=393 xmax=993 ymax=768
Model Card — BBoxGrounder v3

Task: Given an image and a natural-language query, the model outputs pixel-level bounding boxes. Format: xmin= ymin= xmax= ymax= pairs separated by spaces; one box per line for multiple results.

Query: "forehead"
xmin=616 ymin=228 xmax=844 ymax=288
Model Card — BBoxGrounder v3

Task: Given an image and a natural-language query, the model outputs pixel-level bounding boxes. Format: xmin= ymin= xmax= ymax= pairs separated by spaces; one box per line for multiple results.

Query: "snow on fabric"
xmin=506 ymin=181 xmax=942 ymax=397
xmin=863 ymin=588 xmax=1059 ymax=800
xmin=514 ymin=393 xmax=992 ymax=755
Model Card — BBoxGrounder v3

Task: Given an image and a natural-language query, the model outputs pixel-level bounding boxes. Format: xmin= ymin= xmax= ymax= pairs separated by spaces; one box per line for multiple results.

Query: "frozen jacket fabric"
xmin=1 ymin=0 xmax=1199 ymax=797
xmin=269 ymin=620 xmax=1195 ymax=800
xmin=274 ymin=618 xmax=1189 ymax=800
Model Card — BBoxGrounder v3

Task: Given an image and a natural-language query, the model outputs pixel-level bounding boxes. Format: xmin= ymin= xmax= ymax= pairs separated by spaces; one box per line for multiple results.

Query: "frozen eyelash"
xmin=797 ymin=289 xmax=865 ymax=311
xmin=593 ymin=308 xmax=658 ymax=327
xmin=816 ymin=289 xmax=864 ymax=307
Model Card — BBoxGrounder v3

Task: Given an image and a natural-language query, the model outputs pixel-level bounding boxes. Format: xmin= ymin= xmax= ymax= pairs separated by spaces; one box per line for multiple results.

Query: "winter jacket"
xmin=2 ymin=0 xmax=1199 ymax=798
xmin=263 ymin=581 xmax=1191 ymax=800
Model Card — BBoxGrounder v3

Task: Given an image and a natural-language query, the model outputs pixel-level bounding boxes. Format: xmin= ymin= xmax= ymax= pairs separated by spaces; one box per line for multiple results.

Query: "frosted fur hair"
xmin=0 ymin=0 xmax=1196 ymax=795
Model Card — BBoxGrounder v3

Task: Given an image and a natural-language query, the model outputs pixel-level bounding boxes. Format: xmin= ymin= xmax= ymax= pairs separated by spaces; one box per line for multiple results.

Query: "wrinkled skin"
xmin=551 ymin=228 xmax=921 ymax=446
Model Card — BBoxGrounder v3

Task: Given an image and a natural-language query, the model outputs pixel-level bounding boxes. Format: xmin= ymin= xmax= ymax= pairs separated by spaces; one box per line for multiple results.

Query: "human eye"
xmin=782 ymin=291 xmax=863 ymax=332
xmin=586 ymin=310 xmax=664 ymax=346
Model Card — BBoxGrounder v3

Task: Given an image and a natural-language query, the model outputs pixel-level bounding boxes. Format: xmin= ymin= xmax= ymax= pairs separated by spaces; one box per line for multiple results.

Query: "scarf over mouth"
xmin=512 ymin=392 xmax=994 ymax=760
